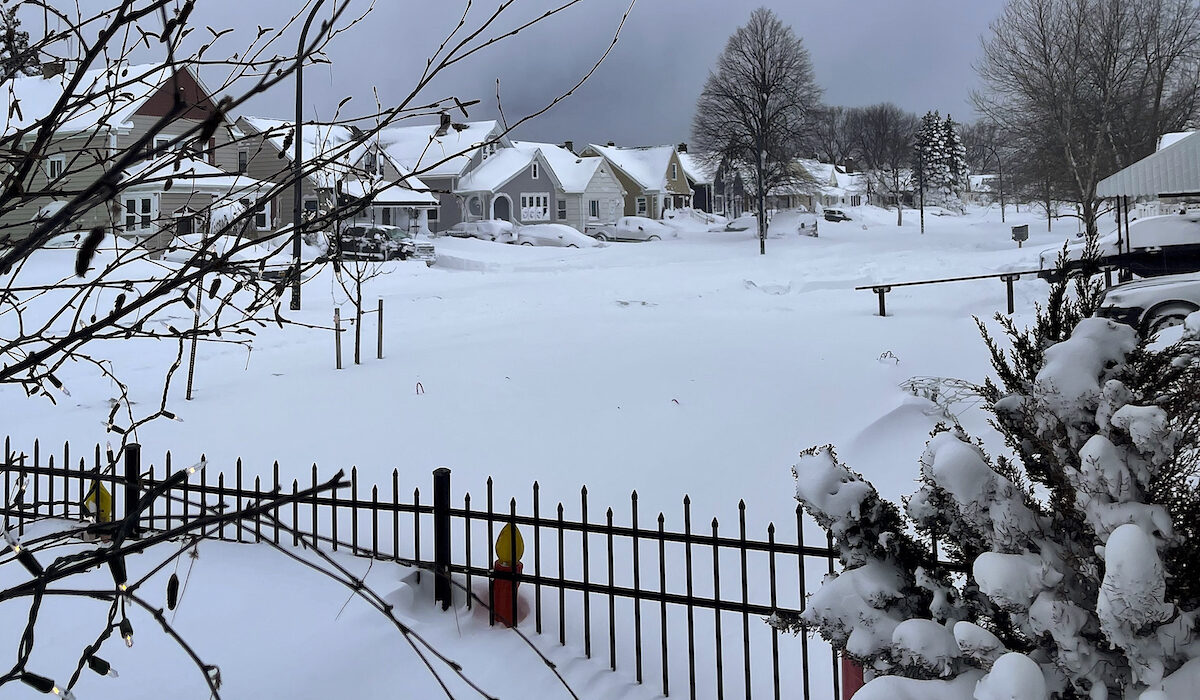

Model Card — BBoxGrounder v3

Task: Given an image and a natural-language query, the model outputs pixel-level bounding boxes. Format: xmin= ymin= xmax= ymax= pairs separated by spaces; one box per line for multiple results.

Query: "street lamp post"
xmin=290 ymin=0 xmax=327 ymax=312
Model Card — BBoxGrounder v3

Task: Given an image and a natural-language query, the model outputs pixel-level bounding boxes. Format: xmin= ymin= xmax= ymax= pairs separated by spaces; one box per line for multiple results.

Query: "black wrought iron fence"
xmin=1 ymin=438 xmax=850 ymax=700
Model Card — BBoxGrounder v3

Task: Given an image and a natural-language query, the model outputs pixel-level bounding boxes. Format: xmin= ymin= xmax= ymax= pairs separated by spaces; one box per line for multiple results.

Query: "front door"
xmin=176 ymin=215 xmax=194 ymax=236
xmin=494 ymin=196 xmax=511 ymax=222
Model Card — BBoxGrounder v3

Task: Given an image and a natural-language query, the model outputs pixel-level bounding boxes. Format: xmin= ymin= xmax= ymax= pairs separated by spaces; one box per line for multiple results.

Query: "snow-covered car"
xmin=515 ymin=223 xmax=600 ymax=248
xmin=714 ymin=214 xmax=756 ymax=232
xmin=823 ymin=208 xmax=851 ymax=222
xmin=338 ymin=225 xmax=436 ymax=265
xmin=1039 ymin=214 xmax=1200 ymax=282
xmin=1094 ymin=271 xmax=1200 ymax=336
xmin=587 ymin=216 xmax=675 ymax=242
xmin=443 ymin=220 xmax=515 ymax=243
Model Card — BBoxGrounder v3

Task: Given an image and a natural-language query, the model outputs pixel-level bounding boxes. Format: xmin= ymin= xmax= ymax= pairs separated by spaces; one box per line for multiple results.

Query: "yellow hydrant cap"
xmin=495 ymin=523 xmax=524 ymax=564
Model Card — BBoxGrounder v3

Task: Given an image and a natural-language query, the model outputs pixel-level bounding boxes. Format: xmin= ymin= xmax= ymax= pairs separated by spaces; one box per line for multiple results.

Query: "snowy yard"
xmin=0 ymin=204 xmax=1083 ymax=698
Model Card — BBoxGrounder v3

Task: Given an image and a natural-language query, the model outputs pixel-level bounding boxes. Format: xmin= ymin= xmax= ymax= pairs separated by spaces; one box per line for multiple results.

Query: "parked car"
xmin=587 ymin=216 xmax=676 ymax=242
xmin=443 ymin=220 xmax=515 ymax=243
xmin=714 ymin=214 xmax=757 ymax=232
xmin=1094 ymin=271 xmax=1200 ymax=336
xmin=1039 ymin=214 xmax=1200 ymax=282
xmin=823 ymin=208 xmax=851 ymax=222
xmin=515 ymin=223 xmax=600 ymax=248
xmin=338 ymin=225 xmax=436 ymax=265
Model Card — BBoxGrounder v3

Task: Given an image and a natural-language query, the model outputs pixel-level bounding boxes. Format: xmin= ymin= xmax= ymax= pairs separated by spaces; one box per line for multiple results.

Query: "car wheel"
xmin=647 ymin=235 xmax=661 ymax=241
xmin=567 ymin=243 xmax=578 ymax=248
xmin=1145 ymin=303 xmax=1198 ymax=336
xmin=595 ymin=233 xmax=608 ymax=242
xmin=521 ymin=241 xmax=533 ymax=246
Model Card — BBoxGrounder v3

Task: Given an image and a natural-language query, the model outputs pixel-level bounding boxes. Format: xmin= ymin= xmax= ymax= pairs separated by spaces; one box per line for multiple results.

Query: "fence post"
xmin=377 ymin=298 xmax=384 ymax=360
xmin=1001 ymin=274 xmax=1019 ymax=314
xmin=124 ymin=443 xmax=142 ymax=538
xmin=433 ymin=467 xmax=452 ymax=610
xmin=871 ymin=286 xmax=891 ymax=317
xmin=334 ymin=307 xmax=343 ymax=370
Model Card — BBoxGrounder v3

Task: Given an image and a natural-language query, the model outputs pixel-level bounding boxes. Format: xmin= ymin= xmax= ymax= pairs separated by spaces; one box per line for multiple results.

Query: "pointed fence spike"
xmin=768 ymin=522 xmax=775 ymax=534
xmin=712 ymin=517 xmax=719 ymax=528
xmin=738 ymin=499 xmax=746 ymax=509
xmin=683 ymin=494 xmax=691 ymax=505
xmin=631 ymin=490 xmax=638 ymax=500
xmin=657 ymin=512 xmax=665 ymax=524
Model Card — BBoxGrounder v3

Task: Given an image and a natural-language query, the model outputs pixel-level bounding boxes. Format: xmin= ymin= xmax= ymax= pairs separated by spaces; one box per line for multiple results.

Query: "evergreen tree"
xmin=1 ymin=7 xmax=38 ymax=82
xmin=942 ymin=114 xmax=969 ymax=197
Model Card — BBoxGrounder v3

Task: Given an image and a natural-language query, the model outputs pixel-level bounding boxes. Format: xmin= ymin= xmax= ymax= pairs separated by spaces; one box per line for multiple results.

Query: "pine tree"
xmin=1 ymin=7 xmax=39 ymax=82
xmin=783 ymin=271 xmax=1200 ymax=699
xmin=942 ymin=115 xmax=969 ymax=198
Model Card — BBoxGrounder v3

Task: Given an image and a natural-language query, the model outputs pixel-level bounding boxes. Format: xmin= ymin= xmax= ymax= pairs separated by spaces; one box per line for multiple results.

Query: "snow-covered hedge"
xmin=788 ymin=300 xmax=1200 ymax=698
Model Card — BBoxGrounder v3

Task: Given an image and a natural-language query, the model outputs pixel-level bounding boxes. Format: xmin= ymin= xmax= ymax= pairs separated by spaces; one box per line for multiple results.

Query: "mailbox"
xmin=1011 ymin=224 xmax=1029 ymax=242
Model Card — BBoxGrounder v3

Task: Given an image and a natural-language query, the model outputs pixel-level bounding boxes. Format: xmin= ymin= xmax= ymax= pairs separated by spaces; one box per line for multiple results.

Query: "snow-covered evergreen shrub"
xmin=785 ymin=272 xmax=1200 ymax=699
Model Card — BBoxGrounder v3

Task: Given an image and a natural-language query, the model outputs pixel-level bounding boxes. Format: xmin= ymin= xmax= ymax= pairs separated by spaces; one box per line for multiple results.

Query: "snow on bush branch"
xmin=784 ymin=311 xmax=1200 ymax=699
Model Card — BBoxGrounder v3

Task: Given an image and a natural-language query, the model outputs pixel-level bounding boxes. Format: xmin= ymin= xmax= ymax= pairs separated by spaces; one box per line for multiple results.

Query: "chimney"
xmin=435 ymin=112 xmax=451 ymax=138
xmin=40 ymin=59 xmax=65 ymax=79
xmin=563 ymin=140 xmax=574 ymax=153
xmin=677 ymin=143 xmax=688 ymax=153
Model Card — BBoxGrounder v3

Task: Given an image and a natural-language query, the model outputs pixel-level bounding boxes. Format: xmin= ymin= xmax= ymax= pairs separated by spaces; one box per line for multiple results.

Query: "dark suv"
xmin=823 ymin=208 xmax=851 ymax=222
xmin=337 ymin=225 xmax=416 ymax=261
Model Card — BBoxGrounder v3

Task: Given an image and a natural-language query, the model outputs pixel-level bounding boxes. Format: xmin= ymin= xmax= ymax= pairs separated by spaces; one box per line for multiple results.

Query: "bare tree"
xmin=845 ymin=103 xmax=918 ymax=226
xmin=691 ymin=7 xmax=821 ymax=254
xmin=975 ymin=0 xmax=1200 ymax=237
xmin=809 ymin=105 xmax=851 ymax=167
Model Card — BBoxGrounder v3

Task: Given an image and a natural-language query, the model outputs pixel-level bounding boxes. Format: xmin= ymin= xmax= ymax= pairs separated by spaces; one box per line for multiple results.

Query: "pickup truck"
xmin=1038 ymin=213 xmax=1200 ymax=282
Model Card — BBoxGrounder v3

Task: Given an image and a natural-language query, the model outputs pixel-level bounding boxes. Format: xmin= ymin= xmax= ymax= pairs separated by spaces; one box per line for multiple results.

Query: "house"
xmin=712 ymin=158 xmax=748 ymax=218
xmin=581 ymin=144 xmax=692 ymax=218
xmin=799 ymin=160 xmax=865 ymax=208
xmin=235 ymin=117 xmax=437 ymax=235
xmin=676 ymin=146 xmax=714 ymax=213
xmin=511 ymin=142 xmax=625 ymax=231
xmin=454 ymin=146 xmax=563 ymax=224
xmin=0 ymin=61 xmax=263 ymax=249
xmin=380 ymin=119 xmax=509 ymax=232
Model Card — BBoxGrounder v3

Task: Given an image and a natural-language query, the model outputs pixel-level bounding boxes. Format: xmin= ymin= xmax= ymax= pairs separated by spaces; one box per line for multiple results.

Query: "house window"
xmin=145 ymin=136 xmax=172 ymax=161
xmin=46 ymin=155 xmax=64 ymax=180
xmin=364 ymin=151 xmax=377 ymax=174
xmin=237 ymin=150 xmax=248 ymax=174
xmin=519 ymin=192 xmax=550 ymax=221
xmin=124 ymin=197 xmax=154 ymax=231
xmin=304 ymin=199 xmax=319 ymax=213
xmin=671 ymin=163 xmax=678 ymax=180
xmin=241 ymin=198 xmax=271 ymax=230
xmin=557 ymin=199 xmax=567 ymax=221
xmin=588 ymin=199 xmax=600 ymax=219
xmin=428 ymin=207 xmax=439 ymax=222
xmin=381 ymin=207 xmax=392 ymax=225
xmin=636 ymin=197 xmax=647 ymax=216
xmin=531 ymin=162 xmax=539 ymax=180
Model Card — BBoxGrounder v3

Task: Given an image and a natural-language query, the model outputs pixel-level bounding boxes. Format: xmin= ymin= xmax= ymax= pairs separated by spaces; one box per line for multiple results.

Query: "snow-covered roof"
xmin=456 ymin=147 xmax=537 ymax=193
xmin=380 ymin=120 xmax=503 ymax=179
xmin=1097 ymin=130 xmax=1200 ymax=198
xmin=239 ymin=116 xmax=381 ymax=188
xmin=586 ymin=144 xmax=676 ymax=192
xmin=512 ymin=141 xmax=604 ymax=193
xmin=340 ymin=179 xmax=437 ymax=206
xmin=1157 ymin=131 xmax=1195 ymax=152
xmin=3 ymin=63 xmax=178 ymax=136
xmin=121 ymin=156 xmax=269 ymax=200
xmin=677 ymin=152 xmax=713 ymax=185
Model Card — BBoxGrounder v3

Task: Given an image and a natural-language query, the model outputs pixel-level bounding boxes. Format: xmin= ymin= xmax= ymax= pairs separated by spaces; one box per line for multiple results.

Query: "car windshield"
xmin=379 ymin=228 xmax=411 ymax=241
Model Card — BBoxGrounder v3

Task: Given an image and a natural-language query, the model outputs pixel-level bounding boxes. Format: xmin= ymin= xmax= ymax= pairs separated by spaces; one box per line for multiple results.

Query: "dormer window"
xmin=532 ymin=162 xmax=539 ymax=180
xmin=46 ymin=155 xmax=65 ymax=180
xmin=671 ymin=163 xmax=678 ymax=180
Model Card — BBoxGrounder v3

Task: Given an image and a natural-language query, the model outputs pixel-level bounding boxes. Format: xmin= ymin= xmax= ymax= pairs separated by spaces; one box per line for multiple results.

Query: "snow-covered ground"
xmin=0 ymin=202 xmax=1081 ymax=697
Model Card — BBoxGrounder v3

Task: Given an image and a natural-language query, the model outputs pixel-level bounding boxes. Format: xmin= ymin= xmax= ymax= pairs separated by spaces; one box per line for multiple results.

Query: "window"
xmin=531 ymin=162 xmax=539 ymax=179
xmin=636 ymin=197 xmax=647 ymax=216
xmin=237 ymin=150 xmax=248 ymax=174
xmin=588 ymin=199 xmax=600 ymax=219
xmin=124 ymin=197 xmax=154 ymax=231
xmin=428 ymin=207 xmax=439 ymax=222
xmin=145 ymin=136 xmax=171 ymax=161
xmin=241 ymin=198 xmax=271 ymax=230
xmin=46 ymin=155 xmax=64 ymax=180
xmin=519 ymin=192 xmax=550 ymax=221
xmin=556 ymin=199 xmax=567 ymax=221
xmin=381 ymin=207 xmax=391 ymax=225
xmin=671 ymin=163 xmax=678 ymax=180
xmin=304 ymin=199 xmax=319 ymax=213
xmin=364 ymin=151 xmax=377 ymax=174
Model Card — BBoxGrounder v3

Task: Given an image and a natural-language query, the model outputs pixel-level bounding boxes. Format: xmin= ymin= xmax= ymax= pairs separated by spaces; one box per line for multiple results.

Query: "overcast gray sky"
xmin=39 ymin=0 xmax=1011 ymax=147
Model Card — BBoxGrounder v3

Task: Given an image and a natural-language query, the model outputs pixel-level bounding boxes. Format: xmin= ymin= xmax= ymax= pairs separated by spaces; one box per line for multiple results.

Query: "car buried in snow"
xmin=337 ymin=225 xmax=436 ymax=265
xmin=1094 ymin=271 xmax=1200 ymax=336
xmin=822 ymin=208 xmax=851 ymax=222
xmin=1038 ymin=213 xmax=1200 ymax=282
xmin=515 ymin=223 xmax=601 ymax=247
xmin=586 ymin=216 xmax=675 ymax=242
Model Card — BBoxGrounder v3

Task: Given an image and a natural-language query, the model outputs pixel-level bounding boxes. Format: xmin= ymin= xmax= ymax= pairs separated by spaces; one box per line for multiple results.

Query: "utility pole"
xmin=918 ymin=149 xmax=925 ymax=235
xmin=290 ymin=0 xmax=327 ymax=312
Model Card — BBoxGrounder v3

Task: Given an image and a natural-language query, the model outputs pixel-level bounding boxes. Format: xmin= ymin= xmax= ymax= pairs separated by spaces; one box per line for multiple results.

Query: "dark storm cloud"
xmin=36 ymin=0 xmax=1011 ymax=145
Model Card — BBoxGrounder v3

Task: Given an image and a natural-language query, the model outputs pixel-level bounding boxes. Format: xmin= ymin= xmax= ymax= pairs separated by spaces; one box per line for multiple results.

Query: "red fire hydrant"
xmin=491 ymin=523 xmax=525 ymax=627
xmin=841 ymin=656 xmax=865 ymax=699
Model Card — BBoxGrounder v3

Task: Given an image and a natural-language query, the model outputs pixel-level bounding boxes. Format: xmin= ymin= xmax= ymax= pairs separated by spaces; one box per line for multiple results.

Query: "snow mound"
xmin=974 ymin=652 xmax=1048 ymax=700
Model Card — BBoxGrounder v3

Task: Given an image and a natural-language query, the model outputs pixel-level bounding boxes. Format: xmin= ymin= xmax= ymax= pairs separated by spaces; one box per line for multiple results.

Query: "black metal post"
xmin=124 ymin=443 xmax=141 ymax=538
xmin=291 ymin=0 xmax=327 ymax=311
xmin=918 ymin=150 xmax=925 ymax=235
xmin=1001 ymin=274 xmax=1019 ymax=314
xmin=433 ymin=467 xmax=451 ymax=609
xmin=872 ymin=287 xmax=890 ymax=317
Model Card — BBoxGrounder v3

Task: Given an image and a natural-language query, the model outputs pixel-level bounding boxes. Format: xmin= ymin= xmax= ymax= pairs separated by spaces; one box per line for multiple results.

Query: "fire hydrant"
xmin=492 ymin=523 xmax=524 ymax=627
